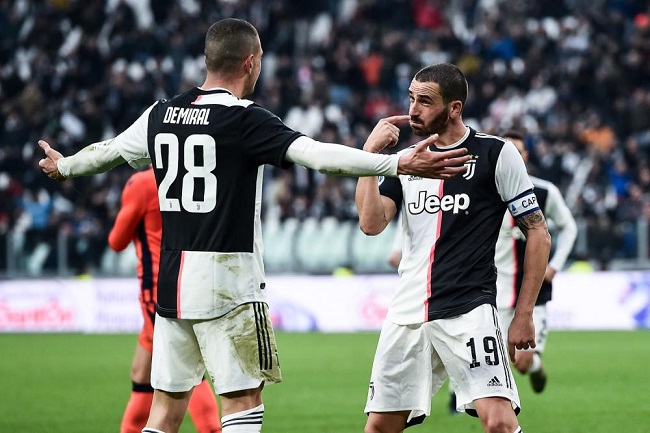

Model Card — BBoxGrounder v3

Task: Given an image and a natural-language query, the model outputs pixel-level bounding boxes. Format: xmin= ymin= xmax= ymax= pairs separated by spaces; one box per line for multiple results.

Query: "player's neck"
xmin=201 ymin=76 xmax=246 ymax=99
xmin=433 ymin=121 xmax=468 ymax=148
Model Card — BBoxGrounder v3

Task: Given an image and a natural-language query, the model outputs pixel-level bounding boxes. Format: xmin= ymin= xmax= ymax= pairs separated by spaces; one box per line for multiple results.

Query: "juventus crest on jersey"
xmin=379 ymin=128 xmax=539 ymax=325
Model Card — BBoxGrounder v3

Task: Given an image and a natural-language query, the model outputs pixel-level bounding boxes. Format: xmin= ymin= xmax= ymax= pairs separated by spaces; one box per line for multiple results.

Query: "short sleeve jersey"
xmin=379 ymin=128 xmax=538 ymax=325
xmin=110 ymin=87 xmax=303 ymax=319
xmin=495 ymin=175 xmax=574 ymax=309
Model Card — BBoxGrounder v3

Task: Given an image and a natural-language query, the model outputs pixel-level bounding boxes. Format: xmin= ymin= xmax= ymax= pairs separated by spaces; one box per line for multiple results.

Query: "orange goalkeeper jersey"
xmin=109 ymin=167 xmax=162 ymax=308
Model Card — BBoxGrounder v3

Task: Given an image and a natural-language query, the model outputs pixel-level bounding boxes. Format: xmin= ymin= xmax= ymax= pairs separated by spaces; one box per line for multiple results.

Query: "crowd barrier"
xmin=1 ymin=272 xmax=649 ymax=332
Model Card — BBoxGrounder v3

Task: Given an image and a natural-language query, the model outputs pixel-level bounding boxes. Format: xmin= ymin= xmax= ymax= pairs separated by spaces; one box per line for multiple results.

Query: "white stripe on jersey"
xmin=191 ymin=90 xmax=254 ymax=107
xmin=389 ymin=178 xmax=444 ymax=324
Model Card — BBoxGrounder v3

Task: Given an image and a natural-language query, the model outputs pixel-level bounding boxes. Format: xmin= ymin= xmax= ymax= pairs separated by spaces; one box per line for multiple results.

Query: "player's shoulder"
xmin=471 ymin=129 xmax=509 ymax=148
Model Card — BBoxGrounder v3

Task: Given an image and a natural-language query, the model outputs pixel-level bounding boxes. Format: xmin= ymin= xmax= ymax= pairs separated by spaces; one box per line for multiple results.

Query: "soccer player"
xmin=108 ymin=166 xmax=221 ymax=433
xmin=495 ymin=131 xmax=577 ymax=393
xmin=37 ymin=19 xmax=470 ymax=433
xmin=355 ymin=63 xmax=552 ymax=433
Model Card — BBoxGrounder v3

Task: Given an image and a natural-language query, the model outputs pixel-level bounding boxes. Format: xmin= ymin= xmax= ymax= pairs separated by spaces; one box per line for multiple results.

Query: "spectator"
xmin=1 ymin=0 xmax=649 ymax=273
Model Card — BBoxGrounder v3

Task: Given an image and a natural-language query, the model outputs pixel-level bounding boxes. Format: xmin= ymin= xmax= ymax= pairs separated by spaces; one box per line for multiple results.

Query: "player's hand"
xmin=38 ymin=140 xmax=66 ymax=181
xmin=363 ymin=115 xmax=411 ymax=153
xmin=397 ymin=134 xmax=470 ymax=179
xmin=507 ymin=312 xmax=536 ymax=363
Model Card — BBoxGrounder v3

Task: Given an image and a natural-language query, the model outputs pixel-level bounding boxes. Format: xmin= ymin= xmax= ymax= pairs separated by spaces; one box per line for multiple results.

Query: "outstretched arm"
xmin=285 ymin=116 xmax=470 ymax=179
xmin=38 ymin=139 xmax=126 ymax=181
xmin=38 ymin=102 xmax=156 ymax=181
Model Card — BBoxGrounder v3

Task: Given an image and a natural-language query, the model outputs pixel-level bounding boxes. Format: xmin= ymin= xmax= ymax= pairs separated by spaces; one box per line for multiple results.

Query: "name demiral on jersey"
xmin=408 ymin=191 xmax=470 ymax=214
xmin=162 ymin=106 xmax=211 ymax=125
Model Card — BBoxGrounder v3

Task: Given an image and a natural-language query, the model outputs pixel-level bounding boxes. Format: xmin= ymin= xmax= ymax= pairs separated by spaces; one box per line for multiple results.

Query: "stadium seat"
xmin=294 ymin=217 xmax=353 ymax=274
xmin=263 ymin=218 xmax=299 ymax=273
xmin=350 ymin=221 xmax=398 ymax=274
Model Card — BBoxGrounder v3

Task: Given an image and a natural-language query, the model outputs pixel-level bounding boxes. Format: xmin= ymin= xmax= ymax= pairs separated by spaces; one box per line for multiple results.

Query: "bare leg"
xmin=364 ymin=411 xmax=410 ymax=433
xmin=145 ymin=389 xmax=193 ymax=433
xmin=219 ymin=383 xmax=263 ymax=416
xmin=473 ymin=396 xmax=519 ymax=433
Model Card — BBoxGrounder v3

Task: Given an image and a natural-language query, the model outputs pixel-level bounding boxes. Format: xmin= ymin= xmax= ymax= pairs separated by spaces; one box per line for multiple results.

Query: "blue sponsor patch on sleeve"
xmin=507 ymin=190 xmax=540 ymax=218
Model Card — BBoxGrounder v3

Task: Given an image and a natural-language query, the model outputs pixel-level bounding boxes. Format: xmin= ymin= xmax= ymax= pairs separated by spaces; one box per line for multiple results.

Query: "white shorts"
xmin=498 ymin=305 xmax=548 ymax=352
xmin=151 ymin=302 xmax=282 ymax=394
xmin=365 ymin=304 xmax=520 ymax=422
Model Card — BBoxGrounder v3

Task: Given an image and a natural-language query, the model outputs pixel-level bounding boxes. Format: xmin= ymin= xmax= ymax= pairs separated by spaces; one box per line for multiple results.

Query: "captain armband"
xmin=507 ymin=190 xmax=540 ymax=218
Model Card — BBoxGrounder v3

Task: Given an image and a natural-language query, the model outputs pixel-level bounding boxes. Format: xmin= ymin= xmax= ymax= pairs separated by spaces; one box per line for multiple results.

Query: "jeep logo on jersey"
xmin=462 ymin=155 xmax=478 ymax=180
xmin=408 ymin=191 xmax=470 ymax=214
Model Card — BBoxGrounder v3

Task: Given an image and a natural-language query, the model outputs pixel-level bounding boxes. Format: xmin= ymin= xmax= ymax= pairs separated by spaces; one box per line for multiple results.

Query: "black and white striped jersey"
xmin=111 ymin=87 xmax=302 ymax=319
xmin=379 ymin=127 xmax=538 ymax=324
xmin=495 ymin=175 xmax=577 ymax=309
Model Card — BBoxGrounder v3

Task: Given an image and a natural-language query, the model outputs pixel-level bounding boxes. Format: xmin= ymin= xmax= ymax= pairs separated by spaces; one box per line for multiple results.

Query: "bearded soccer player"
xmin=495 ymin=131 xmax=577 ymax=393
xmin=109 ymin=166 xmax=221 ymax=433
xmin=356 ymin=63 xmax=551 ymax=433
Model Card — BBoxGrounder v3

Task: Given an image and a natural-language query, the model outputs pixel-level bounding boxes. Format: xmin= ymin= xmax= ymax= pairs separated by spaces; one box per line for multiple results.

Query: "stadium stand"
xmin=1 ymin=0 xmax=649 ymax=276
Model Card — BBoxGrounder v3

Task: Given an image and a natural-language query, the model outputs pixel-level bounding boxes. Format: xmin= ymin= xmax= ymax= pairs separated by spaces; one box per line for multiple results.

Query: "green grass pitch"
xmin=0 ymin=331 xmax=648 ymax=432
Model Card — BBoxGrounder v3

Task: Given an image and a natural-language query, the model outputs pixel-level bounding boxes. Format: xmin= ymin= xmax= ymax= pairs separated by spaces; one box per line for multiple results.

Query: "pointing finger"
xmin=381 ymin=115 xmax=411 ymax=125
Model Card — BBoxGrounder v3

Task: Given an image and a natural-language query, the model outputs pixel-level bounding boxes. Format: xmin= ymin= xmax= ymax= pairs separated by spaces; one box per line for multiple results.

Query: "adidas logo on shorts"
xmin=487 ymin=376 xmax=502 ymax=387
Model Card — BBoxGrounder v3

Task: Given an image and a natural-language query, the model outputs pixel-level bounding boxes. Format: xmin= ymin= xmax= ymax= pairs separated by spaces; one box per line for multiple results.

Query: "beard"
xmin=410 ymin=105 xmax=450 ymax=136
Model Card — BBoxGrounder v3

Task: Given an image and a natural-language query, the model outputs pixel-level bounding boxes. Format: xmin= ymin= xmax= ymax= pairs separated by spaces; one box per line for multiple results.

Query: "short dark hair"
xmin=502 ymin=130 xmax=525 ymax=141
xmin=414 ymin=63 xmax=468 ymax=105
xmin=204 ymin=18 xmax=259 ymax=75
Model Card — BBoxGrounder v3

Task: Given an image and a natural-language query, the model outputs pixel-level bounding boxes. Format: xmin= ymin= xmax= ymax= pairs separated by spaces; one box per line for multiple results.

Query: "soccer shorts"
xmin=151 ymin=302 xmax=282 ymax=394
xmin=365 ymin=304 xmax=520 ymax=421
xmin=499 ymin=304 xmax=548 ymax=352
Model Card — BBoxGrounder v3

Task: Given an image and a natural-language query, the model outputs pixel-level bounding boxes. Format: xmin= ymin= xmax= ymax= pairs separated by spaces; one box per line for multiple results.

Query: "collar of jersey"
xmin=197 ymin=86 xmax=235 ymax=96
xmin=433 ymin=126 xmax=471 ymax=150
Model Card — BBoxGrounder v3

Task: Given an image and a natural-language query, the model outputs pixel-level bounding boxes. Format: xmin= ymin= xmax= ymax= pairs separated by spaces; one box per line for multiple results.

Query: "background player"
xmin=356 ymin=63 xmax=551 ymax=433
xmin=108 ymin=166 xmax=221 ymax=433
xmin=495 ymin=131 xmax=578 ymax=393
xmin=37 ymin=19 xmax=471 ymax=433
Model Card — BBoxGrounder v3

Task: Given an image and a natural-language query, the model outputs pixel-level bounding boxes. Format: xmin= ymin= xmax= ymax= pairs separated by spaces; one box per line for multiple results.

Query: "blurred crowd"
xmin=1 ymin=0 xmax=649 ymax=274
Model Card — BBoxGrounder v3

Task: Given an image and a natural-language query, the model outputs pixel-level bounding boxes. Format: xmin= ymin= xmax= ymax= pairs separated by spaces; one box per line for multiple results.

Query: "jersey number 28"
xmin=154 ymin=133 xmax=217 ymax=213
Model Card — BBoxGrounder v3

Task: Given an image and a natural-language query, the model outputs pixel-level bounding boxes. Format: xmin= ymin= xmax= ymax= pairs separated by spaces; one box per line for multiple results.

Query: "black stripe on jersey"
xmin=221 ymin=409 xmax=263 ymax=428
xmin=137 ymin=220 xmax=154 ymax=290
xmin=253 ymin=303 xmax=272 ymax=370
xmin=506 ymin=189 xmax=534 ymax=204
xmin=491 ymin=306 xmax=513 ymax=390
xmin=137 ymin=220 xmax=157 ymax=323
xmin=155 ymin=251 xmax=181 ymax=318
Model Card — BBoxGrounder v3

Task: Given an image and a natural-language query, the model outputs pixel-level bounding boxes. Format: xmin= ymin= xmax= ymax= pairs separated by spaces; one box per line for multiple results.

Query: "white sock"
xmin=142 ymin=429 xmax=165 ymax=433
xmin=221 ymin=403 xmax=264 ymax=432
xmin=527 ymin=353 xmax=542 ymax=374
xmin=513 ymin=426 xmax=523 ymax=433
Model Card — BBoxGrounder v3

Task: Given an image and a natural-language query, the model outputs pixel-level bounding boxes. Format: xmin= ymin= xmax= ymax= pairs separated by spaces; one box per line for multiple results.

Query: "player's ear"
xmin=243 ymin=54 xmax=254 ymax=74
xmin=449 ymin=100 xmax=463 ymax=119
